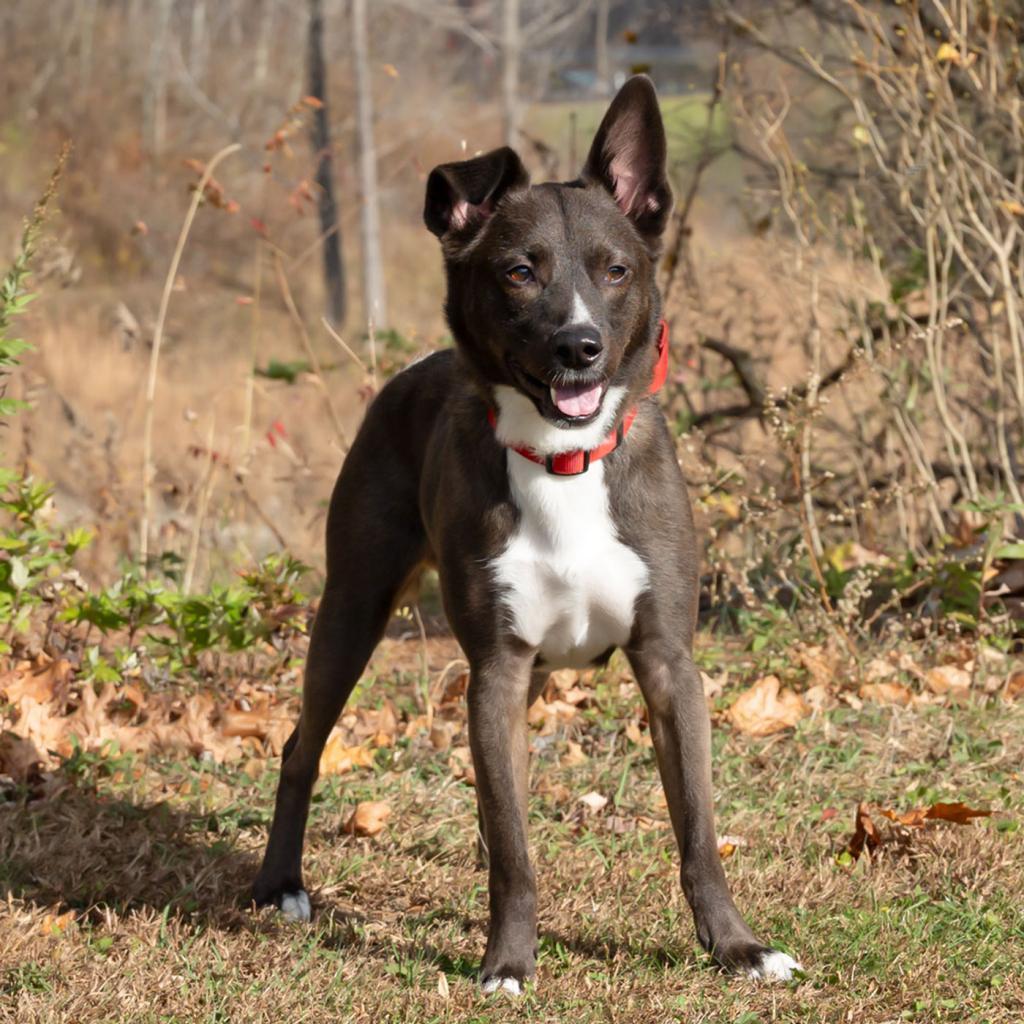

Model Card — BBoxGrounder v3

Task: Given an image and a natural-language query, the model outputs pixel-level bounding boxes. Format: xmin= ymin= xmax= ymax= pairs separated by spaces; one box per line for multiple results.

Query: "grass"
xmin=2 ymin=645 xmax=1022 ymax=1024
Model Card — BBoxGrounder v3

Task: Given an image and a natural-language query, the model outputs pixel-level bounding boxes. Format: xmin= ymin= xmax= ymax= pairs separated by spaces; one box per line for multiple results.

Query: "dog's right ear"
xmin=424 ymin=147 xmax=530 ymax=239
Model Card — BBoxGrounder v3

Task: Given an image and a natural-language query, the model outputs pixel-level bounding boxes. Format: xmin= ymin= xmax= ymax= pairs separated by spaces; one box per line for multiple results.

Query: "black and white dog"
xmin=253 ymin=75 xmax=801 ymax=993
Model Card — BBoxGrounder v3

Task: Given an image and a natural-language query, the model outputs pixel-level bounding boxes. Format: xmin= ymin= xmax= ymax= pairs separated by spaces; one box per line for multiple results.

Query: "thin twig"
xmin=271 ymin=250 xmax=350 ymax=451
xmin=183 ymin=415 xmax=218 ymax=594
xmin=140 ymin=142 xmax=240 ymax=571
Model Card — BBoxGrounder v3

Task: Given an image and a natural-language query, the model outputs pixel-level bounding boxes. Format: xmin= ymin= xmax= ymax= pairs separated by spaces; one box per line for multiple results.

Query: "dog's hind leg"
xmin=252 ymin=446 xmax=426 ymax=918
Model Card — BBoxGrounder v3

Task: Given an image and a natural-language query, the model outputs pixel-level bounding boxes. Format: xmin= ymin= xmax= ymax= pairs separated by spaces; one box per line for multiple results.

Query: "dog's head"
xmin=424 ymin=76 xmax=672 ymax=449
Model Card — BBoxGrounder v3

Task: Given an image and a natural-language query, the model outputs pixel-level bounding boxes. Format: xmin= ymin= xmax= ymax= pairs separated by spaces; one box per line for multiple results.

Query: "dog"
xmin=252 ymin=75 xmax=801 ymax=993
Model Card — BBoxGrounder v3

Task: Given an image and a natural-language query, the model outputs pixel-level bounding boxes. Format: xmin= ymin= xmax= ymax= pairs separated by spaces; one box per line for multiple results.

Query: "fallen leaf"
xmin=436 ymin=971 xmax=450 ymax=999
xmin=718 ymin=834 xmax=745 ymax=859
xmin=926 ymin=664 xmax=971 ymax=696
xmin=221 ymin=707 xmax=271 ymax=738
xmin=0 ymin=730 xmax=44 ymax=782
xmin=701 ymin=670 xmax=727 ymax=700
xmin=548 ymin=669 xmax=579 ymax=692
xmin=561 ymin=740 xmax=588 ymax=766
xmin=440 ymin=672 xmax=468 ymax=705
xmin=859 ymin=682 xmax=912 ymax=706
xmin=429 ymin=722 xmax=453 ymax=751
xmin=1001 ymin=200 xmax=1024 ymax=217
xmin=1004 ymin=671 xmax=1024 ymax=701
xmin=39 ymin=908 xmax=77 ymax=937
xmin=343 ymin=800 xmax=391 ymax=837
xmin=923 ymin=801 xmax=991 ymax=824
xmin=537 ymin=776 xmax=571 ymax=804
xmin=0 ymin=656 xmax=71 ymax=705
xmin=579 ymin=791 xmax=608 ymax=814
xmin=319 ymin=733 xmax=375 ymax=776
xmin=448 ymin=745 xmax=475 ymax=785
xmin=865 ymin=657 xmax=897 ymax=682
xmin=404 ymin=713 xmax=431 ymax=738
xmin=846 ymin=802 xmax=881 ymax=861
xmin=559 ymin=686 xmax=591 ymax=707
xmin=797 ymin=645 xmax=836 ymax=688
xmin=727 ymin=676 xmax=807 ymax=736
xmin=878 ymin=806 xmax=928 ymax=827
xmin=803 ymin=683 xmax=835 ymax=711
xmin=935 ymin=42 xmax=961 ymax=64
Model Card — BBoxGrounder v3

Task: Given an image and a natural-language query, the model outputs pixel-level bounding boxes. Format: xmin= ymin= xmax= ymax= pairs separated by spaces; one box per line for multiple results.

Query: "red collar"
xmin=488 ymin=318 xmax=669 ymax=476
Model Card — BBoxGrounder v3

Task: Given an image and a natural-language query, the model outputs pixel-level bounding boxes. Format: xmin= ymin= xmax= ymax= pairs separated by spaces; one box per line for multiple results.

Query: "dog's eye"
xmin=605 ymin=265 xmax=629 ymax=285
xmin=506 ymin=265 xmax=534 ymax=285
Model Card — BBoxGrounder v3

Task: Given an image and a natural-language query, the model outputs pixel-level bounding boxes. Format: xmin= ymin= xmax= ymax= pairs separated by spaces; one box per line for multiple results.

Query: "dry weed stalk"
xmin=716 ymin=0 xmax=1024 ymax=554
xmin=271 ymin=250 xmax=350 ymax=451
xmin=139 ymin=142 xmax=240 ymax=572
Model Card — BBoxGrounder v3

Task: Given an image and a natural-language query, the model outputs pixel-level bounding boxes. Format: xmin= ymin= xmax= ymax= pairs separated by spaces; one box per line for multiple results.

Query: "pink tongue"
xmin=553 ymin=381 xmax=603 ymax=418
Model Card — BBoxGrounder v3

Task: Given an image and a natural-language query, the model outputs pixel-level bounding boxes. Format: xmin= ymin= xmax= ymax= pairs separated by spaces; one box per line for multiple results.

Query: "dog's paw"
xmin=481 ymin=976 xmax=524 ymax=996
xmin=742 ymin=949 xmax=802 ymax=983
xmin=278 ymin=889 xmax=311 ymax=923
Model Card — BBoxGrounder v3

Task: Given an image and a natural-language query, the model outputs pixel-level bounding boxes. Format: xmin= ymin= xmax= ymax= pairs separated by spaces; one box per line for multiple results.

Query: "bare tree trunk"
xmin=255 ymin=0 xmax=275 ymax=84
xmin=144 ymin=0 xmax=174 ymax=156
xmin=308 ymin=0 xmax=346 ymax=327
xmin=501 ymin=0 xmax=521 ymax=148
xmin=352 ymin=0 xmax=387 ymax=329
xmin=76 ymin=0 xmax=96 ymax=94
xmin=594 ymin=0 xmax=610 ymax=96
xmin=189 ymin=0 xmax=207 ymax=80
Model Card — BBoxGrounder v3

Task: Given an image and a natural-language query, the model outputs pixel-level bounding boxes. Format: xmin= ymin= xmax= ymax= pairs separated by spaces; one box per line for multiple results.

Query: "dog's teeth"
xmin=550 ymin=386 xmax=558 ymax=405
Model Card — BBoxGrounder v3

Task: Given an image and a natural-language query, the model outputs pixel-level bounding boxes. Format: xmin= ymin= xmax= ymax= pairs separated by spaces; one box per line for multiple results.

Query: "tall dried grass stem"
xmin=139 ymin=142 xmax=240 ymax=571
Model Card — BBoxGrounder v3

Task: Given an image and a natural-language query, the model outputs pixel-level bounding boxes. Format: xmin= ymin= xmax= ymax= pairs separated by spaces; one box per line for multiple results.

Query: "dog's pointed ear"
xmin=581 ymin=75 xmax=672 ymax=240
xmin=424 ymin=146 xmax=530 ymax=239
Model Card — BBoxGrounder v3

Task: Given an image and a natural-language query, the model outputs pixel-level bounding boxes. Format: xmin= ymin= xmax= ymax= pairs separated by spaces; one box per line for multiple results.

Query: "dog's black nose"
xmin=553 ymin=326 xmax=603 ymax=370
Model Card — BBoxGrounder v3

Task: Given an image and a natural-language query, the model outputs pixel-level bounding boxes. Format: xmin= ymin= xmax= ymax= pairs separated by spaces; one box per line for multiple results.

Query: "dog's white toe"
xmin=744 ymin=950 xmax=802 ymax=982
xmin=279 ymin=890 xmax=311 ymax=922
xmin=481 ymin=976 xmax=522 ymax=996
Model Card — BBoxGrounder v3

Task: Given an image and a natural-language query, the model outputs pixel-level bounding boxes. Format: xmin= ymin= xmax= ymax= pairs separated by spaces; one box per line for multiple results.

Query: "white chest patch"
xmin=492 ymin=454 xmax=649 ymax=668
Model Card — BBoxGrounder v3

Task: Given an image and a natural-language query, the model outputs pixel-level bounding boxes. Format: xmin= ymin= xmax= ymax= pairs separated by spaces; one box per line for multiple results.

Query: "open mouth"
xmin=508 ymin=358 xmax=606 ymax=425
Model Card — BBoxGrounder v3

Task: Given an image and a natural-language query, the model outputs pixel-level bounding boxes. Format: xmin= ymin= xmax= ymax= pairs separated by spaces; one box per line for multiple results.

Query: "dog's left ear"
xmin=424 ymin=146 xmax=530 ymax=239
xmin=582 ymin=75 xmax=672 ymax=240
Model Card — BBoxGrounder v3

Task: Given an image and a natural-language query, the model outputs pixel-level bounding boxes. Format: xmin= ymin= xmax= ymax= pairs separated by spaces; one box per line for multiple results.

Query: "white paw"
xmin=481 ymin=976 xmax=523 ymax=996
xmin=744 ymin=950 xmax=802 ymax=982
xmin=279 ymin=890 xmax=311 ymax=922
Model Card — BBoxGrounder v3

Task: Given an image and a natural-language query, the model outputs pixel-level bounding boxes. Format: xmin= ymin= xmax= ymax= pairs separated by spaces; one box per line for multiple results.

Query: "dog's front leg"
xmin=467 ymin=650 xmax=537 ymax=994
xmin=627 ymin=642 xmax=802 ymax=981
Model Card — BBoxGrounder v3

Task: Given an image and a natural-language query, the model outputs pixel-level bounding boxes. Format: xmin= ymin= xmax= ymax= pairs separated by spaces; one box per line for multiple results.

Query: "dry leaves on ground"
xmin=844 ymin=800 xmax=993 ymax=862
xmin=343 ymin=800 xmax=392 ymax=837
xmin=319 ymin=732 xmax=376 ymax=776
xmin=0 ymin=654 xmax=412 ymax=789
xmin=859 ymin=681 xmax=912 ymax=706
xmin=926 ymin=664 xmax=972 ymax=698
xmin=1004 ymin=670 xmax=1024 ymax=701
xmin=727 ymin=675 xmax=808 ymax=736
xmin=717 ymin=834 xmax=746 ymax=859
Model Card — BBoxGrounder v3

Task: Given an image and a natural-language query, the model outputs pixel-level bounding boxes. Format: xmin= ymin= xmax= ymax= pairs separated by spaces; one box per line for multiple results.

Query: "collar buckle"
xmin=545 ymin=449 xmax=591 ymax=476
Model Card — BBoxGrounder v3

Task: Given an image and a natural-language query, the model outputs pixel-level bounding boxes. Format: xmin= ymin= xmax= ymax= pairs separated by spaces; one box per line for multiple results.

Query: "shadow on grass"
xmin=541 ymin=928 xmax=693 ymax=972
xmin=0 ymin=771 xmax=261 ymax=930
xmin=2 ymin=768 xmax=695 ymax=980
